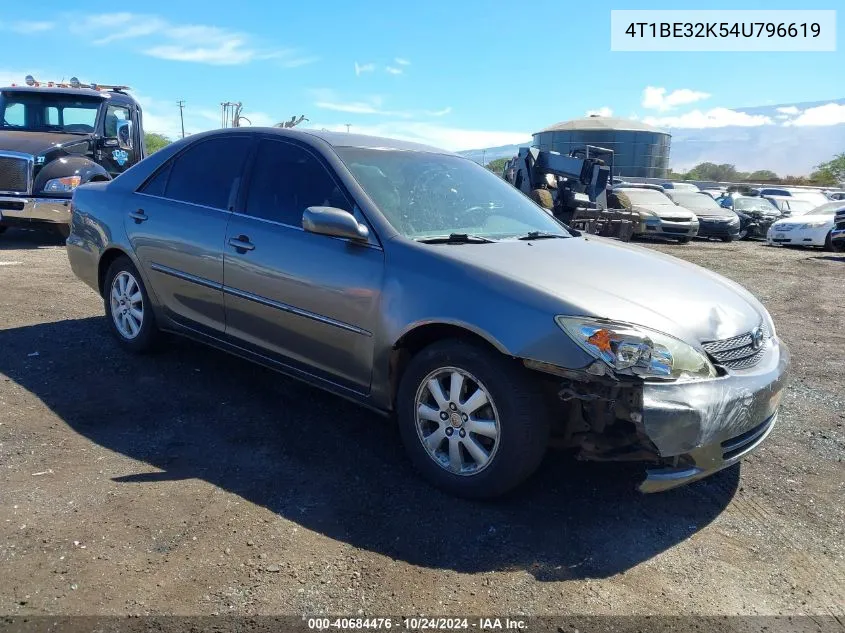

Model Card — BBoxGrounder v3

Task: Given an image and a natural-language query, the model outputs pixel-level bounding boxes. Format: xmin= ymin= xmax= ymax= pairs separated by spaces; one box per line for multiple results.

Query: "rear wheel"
xmin=54 ymin=224 xmax=70 ymax=240
xmin=103 ymin=256 xmax=161 ymax=353
xmin=397 ymin=340 xmax=550 ymax=499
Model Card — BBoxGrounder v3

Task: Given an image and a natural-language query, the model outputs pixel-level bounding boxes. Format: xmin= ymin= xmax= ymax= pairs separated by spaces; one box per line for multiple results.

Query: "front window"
xmin=0 ymin=91 xmax=101 ymax=133
xmin=734 ymin=197 xmax=778 ymax=212
xmin=335 ymin=148 xmax=570 ymax=240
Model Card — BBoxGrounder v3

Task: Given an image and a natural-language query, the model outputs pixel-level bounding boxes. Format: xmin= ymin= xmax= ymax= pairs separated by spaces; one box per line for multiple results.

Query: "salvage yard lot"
xmin=1 ymin=229 xmax=843 ymax=616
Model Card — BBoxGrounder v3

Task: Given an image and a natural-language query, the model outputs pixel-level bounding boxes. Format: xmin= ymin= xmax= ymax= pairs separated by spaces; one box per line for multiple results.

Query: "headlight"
xmin=799 ymin=221 xmax=827 ymax=229
xmin=556 ymin=317 xmax=716 ymax=381
xmin=43 ymin=176 xmax=81 ymax=193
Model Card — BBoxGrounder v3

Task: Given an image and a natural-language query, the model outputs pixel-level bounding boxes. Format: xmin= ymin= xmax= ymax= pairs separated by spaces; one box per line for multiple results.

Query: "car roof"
xmin=291 ymin=129 xmax=455 ymax=155
xmin=1 ymin=85 xmax=112 ymax=100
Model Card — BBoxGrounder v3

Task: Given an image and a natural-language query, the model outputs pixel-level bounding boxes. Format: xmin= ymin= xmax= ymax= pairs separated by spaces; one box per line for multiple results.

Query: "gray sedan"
xmin=66 ymin=128 xmax=789 ymax=498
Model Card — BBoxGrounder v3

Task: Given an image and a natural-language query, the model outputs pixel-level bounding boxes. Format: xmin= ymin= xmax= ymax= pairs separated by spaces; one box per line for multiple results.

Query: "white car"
xmin=767 ymin=200 xmax=845 ymax=250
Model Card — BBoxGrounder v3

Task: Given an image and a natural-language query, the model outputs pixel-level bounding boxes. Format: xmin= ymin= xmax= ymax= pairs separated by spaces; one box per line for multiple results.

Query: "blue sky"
xmin=1 ymin=0 xmax=842 ymax=150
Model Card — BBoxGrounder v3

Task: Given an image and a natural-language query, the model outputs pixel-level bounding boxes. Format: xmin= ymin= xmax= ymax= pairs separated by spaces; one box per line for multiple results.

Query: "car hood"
xmin=432 ymin=236 xmax=764 ymax=344
xmin=685 ymin=207 xmax=734 ymax=218
xmin=773 ymin=214 xmax=834 ymax=226
xmin=632 ymin=203 xmax=696 ymax=220
xmin=0 ymin=130 xmax=89 ymax=156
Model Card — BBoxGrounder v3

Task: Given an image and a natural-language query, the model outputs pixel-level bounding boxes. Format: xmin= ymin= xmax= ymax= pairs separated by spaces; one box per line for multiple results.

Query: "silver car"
xmin=613 ymin=186 xmax=700 ymax=242
xmin=66 ymin=129 xmax=789 ymax=498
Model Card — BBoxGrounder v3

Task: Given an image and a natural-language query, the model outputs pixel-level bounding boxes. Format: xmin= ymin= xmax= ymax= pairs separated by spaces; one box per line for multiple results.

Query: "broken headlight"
xmin=556 ymin=317 xmax=716 ymax=381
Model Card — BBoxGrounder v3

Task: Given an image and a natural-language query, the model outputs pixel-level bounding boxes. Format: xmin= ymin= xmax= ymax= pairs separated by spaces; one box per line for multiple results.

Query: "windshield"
xmin=734 ymin=197 xmax=778 ymax=212
xmin=795 ymin=200 xmax=844 ymax=217
xmin=0 ymin=91 xmax=101 ymax=133
xmin=617 ymin=188 xmax=674 ymax=205
xmin=670 ymin=192 xmax=721 ymax=211
xmin=335 ymin=148 xmax=571 ymax=240
xmin=789 ymin=192 xmax=830 ymax=208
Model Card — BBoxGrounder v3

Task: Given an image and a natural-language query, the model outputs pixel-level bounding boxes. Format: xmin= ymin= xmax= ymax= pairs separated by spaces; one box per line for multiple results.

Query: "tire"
xmin=54 ymin=224 xmax=70 ymax=239
xmin=0 ymin=225 xmax=7 ymax=235
xmin=823 ymin=231 xmax=834 ymax=252
xmin=529 ymin=188 xmax=554 ymax=210
xmin=103 ymin=256 xmax=160 ymax=353
xmin=396 ymin=339 xmax=550 ymax=499
xmin=677 ymin=237 xmax=691 ymax=244
xmin=720 ymin=236 xmax=733 ymax=243
xmin=738 ymin=229 xmax=749 ymax=240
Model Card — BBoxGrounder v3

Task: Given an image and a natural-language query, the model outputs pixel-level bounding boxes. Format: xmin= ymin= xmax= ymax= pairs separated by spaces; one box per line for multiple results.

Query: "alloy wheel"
xmin=110 ymin=271 xmax=144 ymax=340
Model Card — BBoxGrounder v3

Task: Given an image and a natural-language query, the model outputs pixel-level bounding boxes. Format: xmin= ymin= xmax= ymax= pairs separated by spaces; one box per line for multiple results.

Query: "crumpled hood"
xmin=434 ymin=236 xmax=764 ymax=344
xmin=0 ymin=130 xmax=89 ymax=156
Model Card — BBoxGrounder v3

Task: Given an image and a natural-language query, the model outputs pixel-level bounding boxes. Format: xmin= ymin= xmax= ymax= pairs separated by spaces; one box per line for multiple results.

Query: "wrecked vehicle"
xmin=0 ymin=76 xmax=144 ymax=238
xmin=66 ymin=128 xmax=789 ymax=498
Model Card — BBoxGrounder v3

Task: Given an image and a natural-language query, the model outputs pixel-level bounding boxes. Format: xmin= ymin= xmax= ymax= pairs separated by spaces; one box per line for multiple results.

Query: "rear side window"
xmin=244 ymin=139 xmax=351 ymax=226
xmin=164 ymin=136 xmax=252 ymax=210
xmin=140 ymin=162 xmax=172 ymax=197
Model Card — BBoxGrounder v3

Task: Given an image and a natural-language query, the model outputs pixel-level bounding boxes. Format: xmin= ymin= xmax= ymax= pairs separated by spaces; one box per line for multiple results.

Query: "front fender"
xmin=34 ymin=156 xmax=111 ymax=194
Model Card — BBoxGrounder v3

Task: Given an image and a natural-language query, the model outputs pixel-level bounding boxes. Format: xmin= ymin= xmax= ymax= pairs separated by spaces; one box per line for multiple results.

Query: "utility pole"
xmin=177 ymin=100 xmax=185 ymax=138
xmin=345 ymin=123 xmax=351 ymax=133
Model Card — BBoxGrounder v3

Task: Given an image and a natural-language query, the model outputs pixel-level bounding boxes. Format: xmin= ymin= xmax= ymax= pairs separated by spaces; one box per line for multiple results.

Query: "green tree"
xmin=684 ymin=162 xmax=743 ymax=182
xmin=746 ymin=169 xmax=779 ymax=181
xmin=809 ymin=152 xmax=845 ymax=186
xmin=485 ymin=157 xmax=509 ymax=175
xmin=144 ymin=132 xmax=172 ymax=154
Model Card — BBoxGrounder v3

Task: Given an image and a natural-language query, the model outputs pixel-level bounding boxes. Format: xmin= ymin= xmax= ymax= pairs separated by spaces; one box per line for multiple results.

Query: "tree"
xmin=746 ymin=170 xmax=779 ymax=182
xmin=684 ymin=162 xmax=743 ymax=182
xmin=144 ymin=132 xmax=172 ymax=154
xmin=485 ymin=158 xmax=508 ymax=175
xmin=809 ymin=152 xmax=845 ymax=186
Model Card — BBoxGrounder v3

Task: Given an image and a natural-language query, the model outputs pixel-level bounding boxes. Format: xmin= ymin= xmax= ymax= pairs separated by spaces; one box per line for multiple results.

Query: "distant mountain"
xmin=458 ymin=98 xmax=845 ymax=176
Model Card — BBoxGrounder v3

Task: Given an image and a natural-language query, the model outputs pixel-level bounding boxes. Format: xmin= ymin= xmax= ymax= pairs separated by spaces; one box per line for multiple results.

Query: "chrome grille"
xmin=0 ymin=154 xmax=30 ymax=193
xmin=660 ymin=216 xmax=690 ymax=222
xmin=702 ymin=323 xmax=770 ymax=370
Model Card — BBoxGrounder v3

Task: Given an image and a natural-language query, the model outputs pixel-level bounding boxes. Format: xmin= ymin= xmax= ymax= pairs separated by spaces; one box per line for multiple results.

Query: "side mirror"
xmin=302 ymin=206 xmax=369 ymax=241
xmin=116 ymin=119 xmax=133 ymax=150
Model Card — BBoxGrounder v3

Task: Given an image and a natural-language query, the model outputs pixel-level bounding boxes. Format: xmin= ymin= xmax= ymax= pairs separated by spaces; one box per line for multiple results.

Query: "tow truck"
xmin=0 ymin=75 xmax=145 ymax=238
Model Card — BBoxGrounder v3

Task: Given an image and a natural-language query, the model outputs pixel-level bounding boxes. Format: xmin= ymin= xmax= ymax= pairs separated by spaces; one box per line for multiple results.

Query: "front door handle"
xmin=228 ymin=235 xmax=255 ymax=252
xmin=129 ymin=209 xmax=148 ymax=223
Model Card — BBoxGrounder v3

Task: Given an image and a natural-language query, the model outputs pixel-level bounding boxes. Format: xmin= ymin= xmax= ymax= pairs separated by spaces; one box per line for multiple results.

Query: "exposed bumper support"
xmin=0 ymin=196 xmax=71 ymax=225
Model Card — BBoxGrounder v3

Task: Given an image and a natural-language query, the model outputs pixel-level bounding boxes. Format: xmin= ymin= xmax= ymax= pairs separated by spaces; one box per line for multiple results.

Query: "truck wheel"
xmin=103 ymin=256 xmax=161 ymax=353
xmin=396 ymin=339 xmax=550 ymax=499
xmin=529 ymin=188 xmax=554 ymax=210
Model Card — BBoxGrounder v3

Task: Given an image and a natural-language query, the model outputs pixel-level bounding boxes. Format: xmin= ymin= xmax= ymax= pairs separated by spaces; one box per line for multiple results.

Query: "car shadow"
xmin=0 ymin=317 xmax=739 ymax=581
xmin=808 ymin=255 xmax=845 ymax=263
xmin=0 ymin=227 xmax=66 ymax=250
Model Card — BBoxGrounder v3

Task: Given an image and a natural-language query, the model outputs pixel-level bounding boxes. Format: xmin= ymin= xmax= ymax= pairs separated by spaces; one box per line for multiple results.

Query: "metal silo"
xmin=532 ymin=115 xmax=671 ymax=179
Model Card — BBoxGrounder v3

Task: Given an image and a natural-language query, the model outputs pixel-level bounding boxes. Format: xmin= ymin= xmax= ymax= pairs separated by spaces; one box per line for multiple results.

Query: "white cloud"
xmin=312 ymin=91 xmax=448 ymax=119
xmin=385 ymin=66 xmax=403 ymax=75
xmin=775 ymin=114 xmax=790 ymax=120
xmin=10 ymin=21 xmax=55 ymax=34
xmin=354 ymin=62 xmax=375 ymax=76
xmin=783 ymin=102 xmax=845 ymax=127
xmin=68 ymin=13 xmax=303 ymax=66
xmin=586 ymin=107 xmax=613 ymax=117
xmin=307 ymin=121 xmax=529 ymax=151
xmin=643 ymin=108 xmax=773 ymax=128
xmin=642 ymin=86 xmax=710 ymax=112
xmin=776 ymin=106 xmax=800 ymax=115
xmin=395 ymin=58 xmax=411 ymax=66
xmin=425 ymin=107 xmax=452 ymax=117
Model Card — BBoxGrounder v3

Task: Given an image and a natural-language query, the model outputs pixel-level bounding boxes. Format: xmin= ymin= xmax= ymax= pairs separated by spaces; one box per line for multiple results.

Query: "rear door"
xmin=222 ymin=137 xmax=384 ymax=392
xmin=127 ymin=134 xmax=253 ymax=334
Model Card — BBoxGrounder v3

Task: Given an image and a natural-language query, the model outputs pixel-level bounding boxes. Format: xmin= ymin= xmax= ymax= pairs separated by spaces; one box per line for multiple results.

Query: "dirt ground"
xmin=0 ymin=228 xmax=843 ymax=618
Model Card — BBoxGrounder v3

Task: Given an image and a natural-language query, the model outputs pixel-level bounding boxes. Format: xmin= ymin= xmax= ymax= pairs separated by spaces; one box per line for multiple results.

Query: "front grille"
xmin=0 ymin=156 xmax=29 ymax=193
xmin=660 ymin=216 xmax=690 ymax=223
xmin=702 ymin=324 xmax=770 ymax=370
xmin=661 ymin=225 xmax=690 ymax=234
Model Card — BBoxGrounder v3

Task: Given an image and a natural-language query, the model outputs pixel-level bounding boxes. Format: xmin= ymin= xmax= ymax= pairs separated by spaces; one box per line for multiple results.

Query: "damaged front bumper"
xmin=639 ymin=337 xmax=789 ymax=492
xmin=527 ymin=336 xmax=790 ymax=493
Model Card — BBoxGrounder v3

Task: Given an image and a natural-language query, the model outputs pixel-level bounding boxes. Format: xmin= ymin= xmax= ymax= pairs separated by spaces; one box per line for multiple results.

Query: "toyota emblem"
xmin=751 ymin=327 xmax=764 ymax=350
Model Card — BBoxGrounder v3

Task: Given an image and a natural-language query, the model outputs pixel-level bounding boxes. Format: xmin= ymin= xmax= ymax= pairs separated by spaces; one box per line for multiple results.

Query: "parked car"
xmin=831 ymin=208 xmax=845 ymax=252
xmin=766 ymin=201 xmax=844 ymax=250
xmin=700 ymin=188 xmax=726 ymax=200
xmin=660 ymin=181 xmax=700 ymax=192
xmin=66 ymin=128 xmax=788 ymax=497
xmin=723 ymin=196 xmax=782 ymax=239
xmin=612 ymin=185 xmax=699 ymax=242
xmin=0 ymin=77 xmax=145 ymax=238
xmin=763 ymin=195 xmax=816 ymax=216
xmin=665 ymin=190 xmax=741 ymax=242
xmin=785 ymin=190 xmax=831 ymax=209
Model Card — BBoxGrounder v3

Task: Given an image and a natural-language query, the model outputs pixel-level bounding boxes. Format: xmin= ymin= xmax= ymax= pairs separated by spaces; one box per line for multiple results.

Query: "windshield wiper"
xmin=415 ymin=233 xmax=497 ymax=244
xmin=516 ymin=231 xmax=568 ymax=241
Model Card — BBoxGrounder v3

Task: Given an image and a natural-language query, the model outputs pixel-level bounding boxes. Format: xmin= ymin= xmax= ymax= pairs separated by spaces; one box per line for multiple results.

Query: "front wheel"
xmin=677 ymin=237 xmax=691 ymax=244
xmin=103 ymin=256 xmax=161 ymax=353
xmin=397 ymin=340 xmax=550 ymax=499
xmin=824 ymin=231 xmax=835 ymax=252
xmin=54 ymin=224 xmax=70 ymax=240
xmin=720 ymin=235 xmax=734 ymax=243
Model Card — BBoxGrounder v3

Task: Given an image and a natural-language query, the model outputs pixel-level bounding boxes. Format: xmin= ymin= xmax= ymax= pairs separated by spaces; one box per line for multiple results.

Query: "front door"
xmin=126 ymin=134 xmax=253 ymax=334
xmin=223 ymin=138 xmax=384 ymax=392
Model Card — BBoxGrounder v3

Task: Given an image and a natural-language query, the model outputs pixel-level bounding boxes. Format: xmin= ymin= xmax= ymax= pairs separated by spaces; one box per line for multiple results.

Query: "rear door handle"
xmin=129 ymin=209 xmax=148 ymax=223
xmin=228 ymin=235 xmax=255 ymax=252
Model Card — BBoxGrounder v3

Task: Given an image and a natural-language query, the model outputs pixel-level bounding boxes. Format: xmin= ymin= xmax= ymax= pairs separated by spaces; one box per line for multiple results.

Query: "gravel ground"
xmin=0 ymin=228 xmax=843 ymax=618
